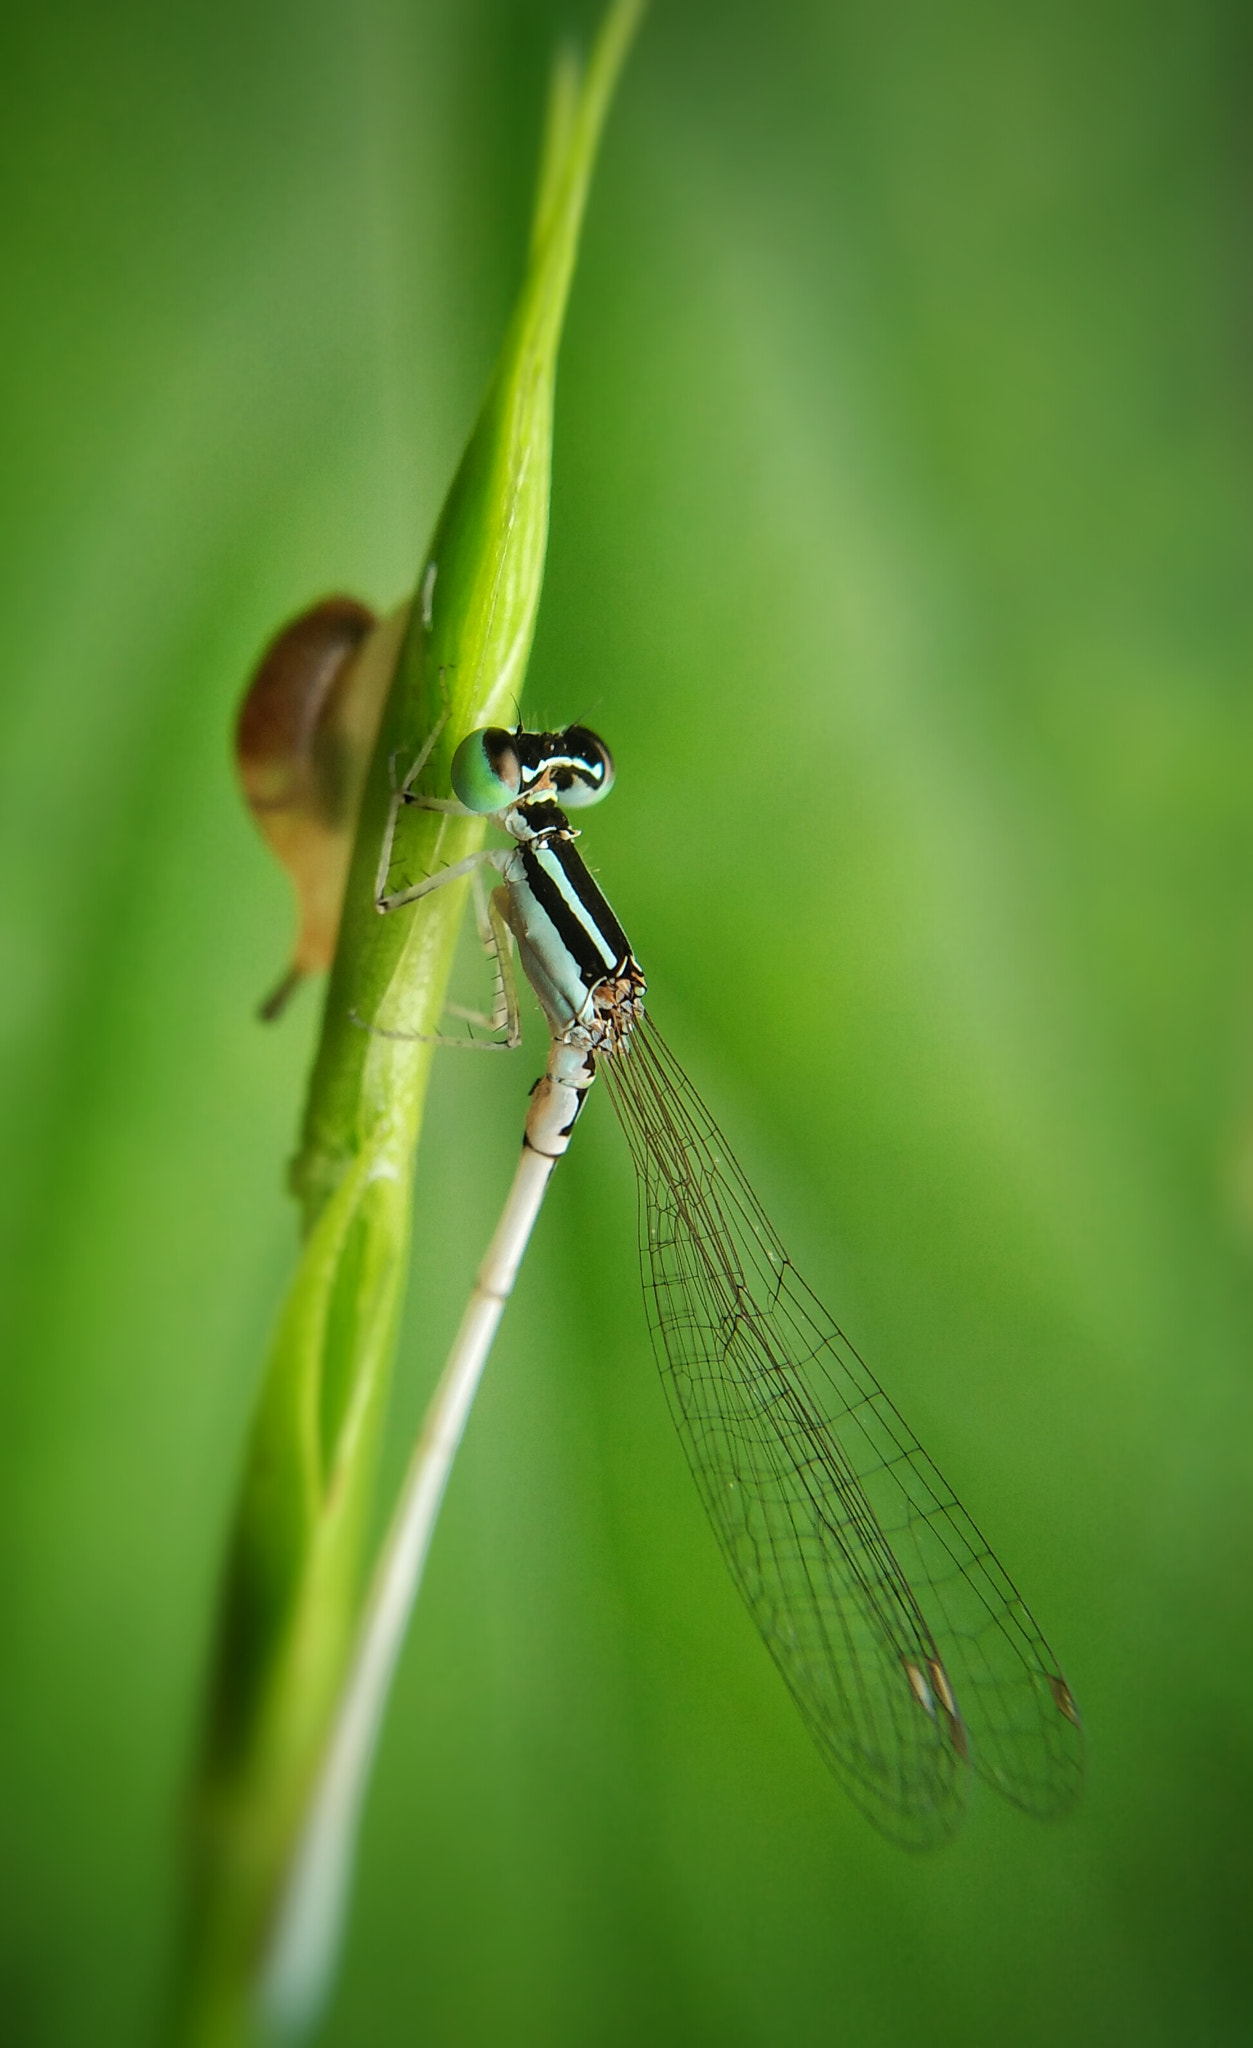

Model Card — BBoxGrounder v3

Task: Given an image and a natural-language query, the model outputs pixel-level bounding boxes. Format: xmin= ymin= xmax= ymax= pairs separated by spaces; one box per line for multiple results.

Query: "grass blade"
xmin=178 ymin=9 xmax=644 ymax=2041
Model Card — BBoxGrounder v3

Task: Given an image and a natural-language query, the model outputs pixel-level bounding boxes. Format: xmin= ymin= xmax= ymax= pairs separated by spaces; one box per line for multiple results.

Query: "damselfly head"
xmin=451 ymin=723 xmax=615 ymax=815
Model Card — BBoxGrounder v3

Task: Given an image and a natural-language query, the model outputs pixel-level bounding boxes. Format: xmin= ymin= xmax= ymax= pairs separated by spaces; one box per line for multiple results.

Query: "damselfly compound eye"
xmin=552 ymin=724 xmax=615 ymax=808
xmin=451 ymin=727 xmax=522 ymax=813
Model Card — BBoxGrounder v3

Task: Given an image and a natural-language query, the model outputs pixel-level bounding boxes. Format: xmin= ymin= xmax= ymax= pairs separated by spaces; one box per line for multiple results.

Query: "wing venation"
xmin=602 ymin=1016 xmax=1083 ymax=1846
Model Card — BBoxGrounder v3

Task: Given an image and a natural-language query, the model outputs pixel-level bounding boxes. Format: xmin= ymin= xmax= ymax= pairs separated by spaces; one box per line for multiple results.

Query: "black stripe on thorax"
xmin=544 ymin=834 xmax=634 ymax=966
xmin=521 ymin=844 xmax=610 ymax=990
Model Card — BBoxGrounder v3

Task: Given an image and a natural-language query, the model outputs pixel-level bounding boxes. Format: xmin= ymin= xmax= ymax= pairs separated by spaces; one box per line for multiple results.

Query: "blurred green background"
xmin=2 ymin=1 xmax=1251 ymax=2042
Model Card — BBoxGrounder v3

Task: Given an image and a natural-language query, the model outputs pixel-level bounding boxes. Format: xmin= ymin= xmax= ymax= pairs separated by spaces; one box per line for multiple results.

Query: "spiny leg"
xmin=363 ymin=852 xmax=521 ymax=1050
xmin=441 ymin=875 xmax=521 ymax=1044
xmin=376 ymin=845 xmax=493 ymax=917
xmin=443 ymin=865 xmax=499 ymax=1019
xmin=373 ymin=701 xmax=453 ymax=907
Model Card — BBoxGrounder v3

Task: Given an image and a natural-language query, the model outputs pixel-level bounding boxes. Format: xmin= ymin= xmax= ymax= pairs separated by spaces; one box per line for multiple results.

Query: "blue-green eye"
xmin=451 ymin=728 xmax=521 ymax=813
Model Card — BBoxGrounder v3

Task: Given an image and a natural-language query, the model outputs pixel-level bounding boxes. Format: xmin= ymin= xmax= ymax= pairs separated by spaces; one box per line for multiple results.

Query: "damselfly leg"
xmin=373 ymin=708 xmax=453 ymax=910
xmin=358 ymin=859 xmax=522 ymax=1050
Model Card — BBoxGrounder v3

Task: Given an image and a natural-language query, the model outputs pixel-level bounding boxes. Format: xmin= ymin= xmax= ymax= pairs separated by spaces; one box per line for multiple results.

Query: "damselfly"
xmin=371 ymin=719 xmax=1084 ymax=1847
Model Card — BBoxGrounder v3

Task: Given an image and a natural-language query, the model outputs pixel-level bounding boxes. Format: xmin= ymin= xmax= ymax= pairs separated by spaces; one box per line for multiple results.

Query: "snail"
xmin=234 ymin=595 xmax=404 ymax=1018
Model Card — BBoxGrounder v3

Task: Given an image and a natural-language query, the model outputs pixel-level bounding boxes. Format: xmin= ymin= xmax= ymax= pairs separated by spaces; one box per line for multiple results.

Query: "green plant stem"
xmin=177 ymin=8 xmax=644 ymax=2041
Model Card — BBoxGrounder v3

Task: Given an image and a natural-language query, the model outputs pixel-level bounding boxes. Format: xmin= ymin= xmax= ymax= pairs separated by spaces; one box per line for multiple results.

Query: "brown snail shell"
xmin=235 ymin=595 xmax=397 ymax=1018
